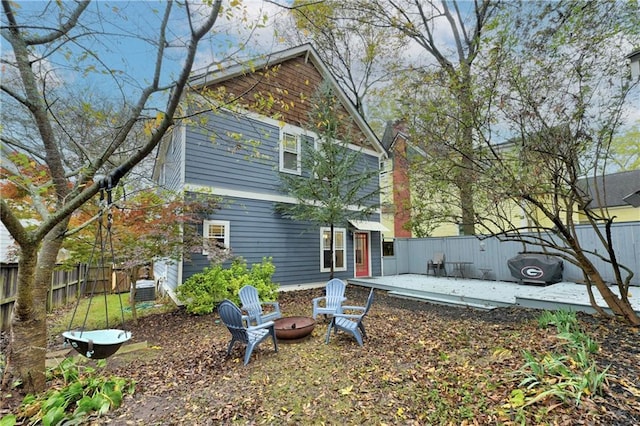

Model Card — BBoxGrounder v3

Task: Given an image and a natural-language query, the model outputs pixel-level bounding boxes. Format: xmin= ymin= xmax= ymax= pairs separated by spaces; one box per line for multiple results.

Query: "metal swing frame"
xmin=63 ymin=179 xmax=131 ymax=359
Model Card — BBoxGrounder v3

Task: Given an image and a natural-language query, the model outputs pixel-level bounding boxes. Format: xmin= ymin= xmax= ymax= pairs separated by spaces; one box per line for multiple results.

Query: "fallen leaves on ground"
xmin=11 ymin=286 xmax=640 ymax=424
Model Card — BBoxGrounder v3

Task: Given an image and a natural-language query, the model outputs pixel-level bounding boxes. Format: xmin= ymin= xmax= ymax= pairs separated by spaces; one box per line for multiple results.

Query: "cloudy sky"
xmin=2 ymin=1 xmax=637 ymax=131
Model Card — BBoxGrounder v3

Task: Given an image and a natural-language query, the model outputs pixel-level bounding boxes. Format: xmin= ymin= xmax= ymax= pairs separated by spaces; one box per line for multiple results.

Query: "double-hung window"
xmin=280 ymin=132 xmax=301 ymax=174
xmin=203 ymin=220 xmax=230 ymax=255
xmin=320 ymin=227 xmax=346 ymax=272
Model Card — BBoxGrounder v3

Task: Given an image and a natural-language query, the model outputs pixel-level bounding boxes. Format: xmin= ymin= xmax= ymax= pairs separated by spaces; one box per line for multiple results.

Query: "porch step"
xmin=388 ymin=290 xmax=497 ymax=310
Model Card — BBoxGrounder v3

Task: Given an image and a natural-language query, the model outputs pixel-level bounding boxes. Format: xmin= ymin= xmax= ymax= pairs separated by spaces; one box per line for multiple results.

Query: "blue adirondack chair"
xmin=325 ymin=289 xmax=374 ymax=347
xmin=312 ymin=278 xmax=347 ymax=320
xmin=218 ymin=299 xmax=278 ymax=365
xmin=239 ymin=285 xmax=282 ymax=326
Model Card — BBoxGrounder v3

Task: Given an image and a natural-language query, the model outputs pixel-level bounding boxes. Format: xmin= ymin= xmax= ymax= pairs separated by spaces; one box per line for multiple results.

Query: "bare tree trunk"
xmin=129 ymin=268 xmax=139 ymax=325
xmin=583 ymin=265 xmax=640 ymax=325
xmin=3 ymin=221 xmax=69 ymax=393
xmin=3 ymin=244 xmax=45 ymax=392
xmin=571 ymin=241 xmax=640 ymax=325
xmin=458 ymin=142 xmax=476 ymax=235
xmin=583 ymin=272 xmax=609 ymax=318
xmin=457 ymin=72 xmax=476 ymax=236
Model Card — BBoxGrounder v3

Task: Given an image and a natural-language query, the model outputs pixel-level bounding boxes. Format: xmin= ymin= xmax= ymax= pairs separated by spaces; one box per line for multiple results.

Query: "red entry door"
xmin=355 ymin=232 xmax=370 ymax=277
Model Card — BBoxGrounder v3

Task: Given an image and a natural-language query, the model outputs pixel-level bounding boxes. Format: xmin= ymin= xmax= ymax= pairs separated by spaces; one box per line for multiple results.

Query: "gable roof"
xmin=578 ymin=169 xmax=640 ymax=208
xmin=189 ymin=43 xmax=386 ymax=157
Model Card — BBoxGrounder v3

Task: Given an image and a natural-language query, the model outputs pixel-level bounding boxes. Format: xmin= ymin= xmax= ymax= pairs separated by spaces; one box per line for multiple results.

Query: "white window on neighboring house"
xmin=320 ymin=227 xmax=347 ymax=272
xmin=203 ymin=220 xmax=230 ymax=255
xmin=379 ymin=159 xmax=392 ymax=180
xmin=280 ymin=132 xmax=301 ymax=174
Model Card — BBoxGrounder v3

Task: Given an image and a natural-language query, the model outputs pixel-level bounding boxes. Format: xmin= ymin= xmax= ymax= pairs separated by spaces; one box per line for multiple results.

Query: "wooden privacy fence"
xmin=0 ymin=263 xmax=131 ymax=332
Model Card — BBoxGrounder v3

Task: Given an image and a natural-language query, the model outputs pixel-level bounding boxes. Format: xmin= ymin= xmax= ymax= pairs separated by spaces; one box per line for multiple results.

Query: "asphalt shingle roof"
xmin=578 ymin=169 xmax=640 ymax=208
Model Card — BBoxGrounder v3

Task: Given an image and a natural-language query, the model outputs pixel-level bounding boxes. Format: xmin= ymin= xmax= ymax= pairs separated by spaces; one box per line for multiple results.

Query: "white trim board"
xmin=185 ymin=183 xmax=382 ymax=214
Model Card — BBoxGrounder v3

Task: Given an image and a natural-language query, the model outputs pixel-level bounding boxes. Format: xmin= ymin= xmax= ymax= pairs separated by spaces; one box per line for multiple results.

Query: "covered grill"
xmin=507 ymin=254 xmax=563 ymax=285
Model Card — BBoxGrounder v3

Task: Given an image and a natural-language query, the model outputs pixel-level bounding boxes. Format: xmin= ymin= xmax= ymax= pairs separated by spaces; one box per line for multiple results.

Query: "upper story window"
xmin=203 ymin=220 xmax=230 ymax=255
xmin=280 ymin=132 xmax=301 ymax=174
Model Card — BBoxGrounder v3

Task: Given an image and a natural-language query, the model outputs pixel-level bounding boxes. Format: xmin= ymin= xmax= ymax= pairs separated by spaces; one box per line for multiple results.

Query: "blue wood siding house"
xmin=152 ymin=44 xmax=388 ymax=292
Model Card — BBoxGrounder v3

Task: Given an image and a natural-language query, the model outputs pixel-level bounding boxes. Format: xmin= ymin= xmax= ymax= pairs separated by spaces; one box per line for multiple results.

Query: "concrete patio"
xmin=348 ymin=274 xmax=640 ymax=315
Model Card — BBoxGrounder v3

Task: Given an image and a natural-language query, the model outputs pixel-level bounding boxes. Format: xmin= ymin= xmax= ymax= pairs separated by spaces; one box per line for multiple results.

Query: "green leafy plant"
xmin=537 ymin=309 xmax=578 ymax=333
xmin=176 ymin=257 xmax=278 ymax=315
xmin=5 ymin=357 xmax=134 ymax=426
xmin=249 ymin=259 xmax=278 ymax=301
xmin=557 ymin=330 xmax=599 ymax=354
xmin=0 ymin=414 xmax=16 ymax=426
xmin=512 ymin=310 xmax=610 ymax=414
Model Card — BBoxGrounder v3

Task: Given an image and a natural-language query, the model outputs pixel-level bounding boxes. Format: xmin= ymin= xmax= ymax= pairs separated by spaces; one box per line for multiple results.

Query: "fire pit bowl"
xmin=274 ymin=316 xmax=315 ymax=341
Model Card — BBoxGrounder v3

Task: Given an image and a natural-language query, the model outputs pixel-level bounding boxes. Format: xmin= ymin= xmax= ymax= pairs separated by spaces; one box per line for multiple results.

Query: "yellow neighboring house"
xmin=428 ymin=170 xmax=640 ymax=236
xmin=577 ymin=169 xmax=640 ymax=223
xmin=380 ymin=119 xmax=639 ymax=238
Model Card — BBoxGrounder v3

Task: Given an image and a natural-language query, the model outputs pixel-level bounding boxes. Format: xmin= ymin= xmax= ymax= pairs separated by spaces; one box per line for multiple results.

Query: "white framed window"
xmin=320 ymin=227 xmax=346 ymax=272
xmin=280 ymin=132 xmax=301 ymax=174
xmin=203 ymin=220 xmax=230 ymax=255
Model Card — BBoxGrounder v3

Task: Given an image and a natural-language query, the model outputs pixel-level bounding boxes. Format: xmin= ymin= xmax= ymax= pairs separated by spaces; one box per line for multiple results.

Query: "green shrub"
xmin=176 ymin=257 xmax=278 ymax=315
xmin=176 ymin=265 xmax=226 ymax=315
xmin=250 ymin=259 xmax=278 ymax=301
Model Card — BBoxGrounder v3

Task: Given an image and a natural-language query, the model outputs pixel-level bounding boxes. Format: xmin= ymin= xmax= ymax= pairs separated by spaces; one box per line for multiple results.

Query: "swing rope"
xmin=63 ymin=168 xmax=132 ymax=358
xmin=66 ymin=186 xmax=128 ymax=337
xmin=105 ymin=187 xmax=129 ymax=331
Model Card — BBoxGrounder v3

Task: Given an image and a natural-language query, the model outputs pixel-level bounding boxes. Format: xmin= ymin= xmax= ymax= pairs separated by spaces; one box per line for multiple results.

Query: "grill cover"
xmin=507 ymin=254 xmax=563 ymax=284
